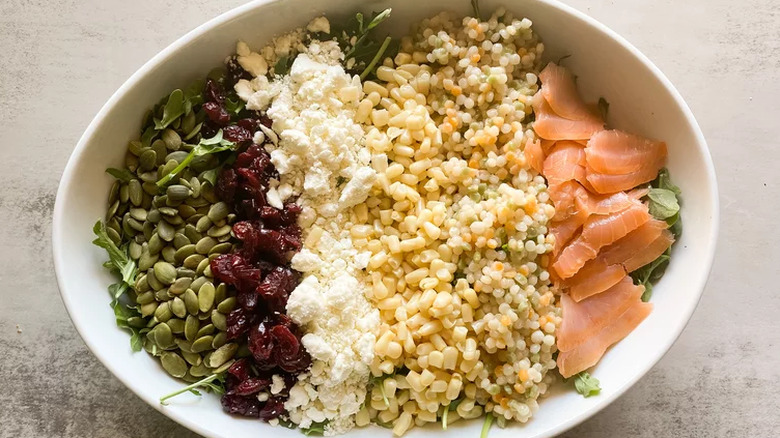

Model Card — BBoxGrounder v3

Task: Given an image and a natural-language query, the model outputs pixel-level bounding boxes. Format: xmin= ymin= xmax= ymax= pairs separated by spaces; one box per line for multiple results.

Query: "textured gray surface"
xmin=1 ymin=0 xmax=777 ymax=437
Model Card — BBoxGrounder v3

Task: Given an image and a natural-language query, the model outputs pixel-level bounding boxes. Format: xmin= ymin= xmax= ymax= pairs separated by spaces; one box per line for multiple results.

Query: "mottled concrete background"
xmin=1 ymin=0 xmax=777 ymax=436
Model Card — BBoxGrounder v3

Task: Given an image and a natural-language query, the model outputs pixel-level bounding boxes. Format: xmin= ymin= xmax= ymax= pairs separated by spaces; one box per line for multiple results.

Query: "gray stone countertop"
xmin=1 ymin=0 xmax=778 ymax=436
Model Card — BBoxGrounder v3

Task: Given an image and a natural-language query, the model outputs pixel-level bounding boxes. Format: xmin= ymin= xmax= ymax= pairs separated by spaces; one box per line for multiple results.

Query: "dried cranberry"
xmin=215 ymin=168 xmax=238 ymax=203
xmin=226 ymin=56 xmax=252 ymax=85
xmin=248 ymin=320 xmax=276 ymax=369
xmin=205 ymin=78 xmax=225 ymax=104
xmin=233 ymin=378 xmax=272 ymax=396
xmin=227 ymin=358 xmax=252 ymax=381
xmin=271 ymin=325 xmax=311 ymax=373
xmin=258 ymin=397 xmax=286 ymax=421
xmin=223 ymin=124 xmax=252 ymax=143
xmin=203 ymin=102 xmax=231 ymax=126
xmin=280 ymin=203 xmax=302 ymax=226
xmin=221 ymin=394 xmax=261 ymax=417
xmin=201 ymin=120 xmax=220 ymax=138
xmin=256 ymin=267 xmax=299 ymax=312
xmin=226 ymin=308 xmax=252 ymax=340
xmin=259 ymin=206 xmax=283 ymax=227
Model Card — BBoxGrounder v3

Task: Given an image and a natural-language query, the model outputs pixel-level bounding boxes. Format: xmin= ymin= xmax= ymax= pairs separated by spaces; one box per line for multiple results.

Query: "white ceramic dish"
xmin=52 ymin=0 xmax=719 ymax=437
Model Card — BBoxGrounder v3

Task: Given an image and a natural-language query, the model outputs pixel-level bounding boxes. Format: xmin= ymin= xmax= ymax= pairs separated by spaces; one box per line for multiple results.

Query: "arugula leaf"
xmin=278 ymin=418 xmax=298 ymax=430
xmin=655 ymin=167 xmax=681 ymax=195
xmin=302 ymin=421 xmax=328 ymax=436
xmin=106 ymin=168 xmax=135 ymax=182
xmin=225 ymin=96 xmax=245 ymax=115
xmin=501 ymin=243 xmax=510 ymax=252
xmin=92 ymin=221 xmax=132 ymax=274
xmin=647 ymin=188 xmax=679 ymax=220
xmin=441 ymin=397 xmax=464 ymax=430
xmin=480 ymin=413 xmax=494 ymax=438
xmin=140 ymin=126 xmax=158 ymax=148
xmin=573 ymin=371 xmax=601 ymax=397
xmin=334 ymin=8 xmax=396 ymax=80
xmin=159 ymin=373 xmax=226 ymax=405
xmin=632 ymin=252 xmax=671 ymax=302
xmin=471 ymin=0 xmax=482 ymax=21
xmin=157 ymin=130 xmax=236 ymax=188
xmin=154 ymin=89 xmax=186 ymax=130
xmin=184 ymin=79 xmax=205 ymax=110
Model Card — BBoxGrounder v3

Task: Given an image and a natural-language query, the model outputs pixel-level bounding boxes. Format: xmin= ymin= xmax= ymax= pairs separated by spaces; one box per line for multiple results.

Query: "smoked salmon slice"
xmin=585 ymin=130 xmax=668 ymax=175
xmin=557 ymin=276 xmax=644 ymax=352
xmin=543 ymin=141 xmax=586 ymax=187
xmin=524 ymin=138 xmax=545 ymax=174
xmin=600 ymin=219 xmax=674 ymax=272
xmin=557 ymin=300 xmax=653 ymax=378
xmin=532 ymin=93 xmax=605 ymax=141
xmin=540 ymin=62 xmax=600 ymax=122
xmin=549 ymin=207 xmax=589 ymax=255
xmin=586 ymin=152 xmax=666 ymax=194
xmin=564 ymin=260 xmax=627 ymax=302
xmin=553 ymin=201 xmax=650 ymax=279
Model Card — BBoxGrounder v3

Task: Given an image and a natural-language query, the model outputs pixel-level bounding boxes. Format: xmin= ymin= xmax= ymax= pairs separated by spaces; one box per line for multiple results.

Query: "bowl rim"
xmin=52 ymin=0 xmax=719 ymax=437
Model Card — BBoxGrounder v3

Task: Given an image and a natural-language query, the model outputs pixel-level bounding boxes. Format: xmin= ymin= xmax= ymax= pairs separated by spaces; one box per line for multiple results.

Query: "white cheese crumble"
xmin=232 ymin=23 xmax=379 ymax=435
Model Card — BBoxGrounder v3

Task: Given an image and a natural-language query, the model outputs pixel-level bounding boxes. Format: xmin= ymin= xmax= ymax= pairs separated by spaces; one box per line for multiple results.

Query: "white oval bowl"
xmin=53 ymin=0 xmax=718 ymax=437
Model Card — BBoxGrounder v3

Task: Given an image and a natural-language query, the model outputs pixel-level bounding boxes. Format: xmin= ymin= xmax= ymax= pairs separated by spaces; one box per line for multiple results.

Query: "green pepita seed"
xmin=189 ymin=362 xmax=211 ymax=377
xmin=176 ymin=267 xmax=197 ymax=278
xmin=146 ymin=268 xmax=163 ymax=290
xmin=139 ymin=301 xmax=158 ymax=317
xmin=162 ymin=128 xmax=182 ymax=150
xmin=213 ymin=359 xmax=235 ymax=374
xmin=158 ymin=160 xmax=179 ymax=181
xmin=142 ymin=220 xmax=155 ymax=241
xmin=106 ymin=226 xmax=121 ymax=245
xmin=153 ymin=261 xmax=176 ymax=285
xmin=195 ymin=236 xmax=217 ymax=254
xmin=125 ymin=153 xmax=139 ymax=172
xmin=184 ymin=121 xmax=202 ymax=141
xmin=192 ymin=335 xmax=215 ymax=353
xmin=147 ymin=209 xmax=161 ymax=223
xmin=184 ymin=224 xmax=201 ymax=243
xmin=183 ymin=289 xmax=199 ymax=315
xmin=169 ymin=296 xmax=186 ymax=318
xmin=128 ymin=140 xmax=144 ymax=156
xmin=185 ymin=314 xmax=200 ymax=341
xmin=157 ymin=220 xmax=175 ymax=242
xmin=217 ymin=296 xmax=237 ymax=314
xmin=159 ymin=207 xmax=178 ymax=217
xmin=211 ymin=310 xmax=227 ymax=331
xmin=195 ymin=216 xmax=212 ymax=233
xmin=174 ymin=244 xmax=196 ymax=263
xmin=215 ymin=283 xmax=228 ymax=305
xmin=154 ymin=302 xmax=173 ymax=322
xmin=183 ymin=253 xmax=205 ymax=269
xmin=153 ymin=195 xmax=168 ymax=208
xmin=144 ymin=339 xmax=160 ymax=356
xmin=175 ymin=338 xmax=194 ymax=353
xmin=106 ymin=200 xmax=119 ymax=222
xmin=172 ymin=233 xmax=190 ymax=249
xmin=167 ymin=317 xmax=185 ymax=334
xmin=127 ymin=316 xmax=147 ymax=329
xmin=207 ymin=224 xmax=232 ymax=238
xmin=142 ymin=181 xmax=158 ymax=195
xmin=128 ymin=179 xmax=143 ymax=206
xmin=119 ymin=184 xmax=130 ymax=203
xmin=198 ymin=282 xmax=216 ymax=312
xmin=135 ymin=274 xmax=151 ymax=293
xmin=149 ymin=322 xmax=174 ymax=348
xmin=177 ymin=204 xmax=196 ymax=219
xmin=181 ymin=372 xmax=199 ymax=383
xmin=166 ymin=150 xmax=189 ymax=164
xmin=189 ymin=277 xmax=207 ymax=294
xmin=129 ymin=241 xmax=143 ymax=260
xmin=139 ymin=248 xmax=158 ymax=272
xmin=169 ymin=277 xmax=192 ymax=295
xmin=148 ymin=233 xmax=164 ymax=255
xmin=121 ymin=214 xmax=135 ymax=236
xmin=108 ymin=180 xmax=120 ymax=205
xmin=182 ymin=350 xmax=202 ymax=366
xmin=190 ymin=177 xmax=201 ymax=198
xmin=162 ymin=246 xmax=176 ymax=264
xmin=163 ymin=213 xmax=184 ymax=226
xmin=139 ymin=149 xmax=157 ymax=171
xmin=136 ymin=291 xmax=155 ymax=305
xmin=151 ymin=139 xmax=168 ymax=165
xmin=196 ymin=257 xmax=210 ymax=275
xmin=211 ymin=331 xmax=227 ymax=349
xmin=196 ymin=323 xmax=215 ymax=338
xmin=205 ymin=343 xmax=237 ymax=368
xmin=201 ymin=182 xmax=218 ymax=203
xmin=207 ymin=202 xmax=229 ymax=223
xmin=127 ymin=217 xmax=144 ymax=232
xmin=167 ymin=184 xmax=191 ymax=202
xmin=203 ymin=265 xmax=213 ymax=278
xmin=138 ymin=171 xmax=158 ymax=183
xmin=160 ymin=352 xmax=188 ymax=378
xmin=208 ymin=242 xmax=232 ymax=256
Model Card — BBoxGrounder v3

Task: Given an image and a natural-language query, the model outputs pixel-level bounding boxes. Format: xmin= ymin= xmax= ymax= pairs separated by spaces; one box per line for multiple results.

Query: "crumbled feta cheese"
xmin=270 ymin=375 xmax=286 ymax=395
xmin=306 ymin=16 xmax=331 ymax=34
xmin=238 ymin=51 xmax=268 ymax=77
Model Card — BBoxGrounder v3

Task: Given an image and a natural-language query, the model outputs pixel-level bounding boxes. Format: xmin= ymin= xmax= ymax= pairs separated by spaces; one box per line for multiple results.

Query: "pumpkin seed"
xmin=159 ymin=160 xmax=179 ymax=181
xmin=195 ymin=236 xmax=217 ymax=254
xmin=127 ymin=316 xmax=147 ymax=329
xmin=213 ymin=359 xmax=235 ymax=374
xmin=154 ymin=302 xmax=173 ymax=322
xmin=181 ymin=372 xmax=200 ymax=384
xmin=146 ymin=268 xmax=163 ymax=290
xmin=158 ymin=206 xmax=178 ymax=217
xmin=198 ymin=282 xmax=216 ymax=312
xmin=182 ymin=350 xmax=202 ymax=366
xmin=184 ymin=224 xmax=201 ymax=243
xmin=181 ymin=110 xmax=196 ymax=134
xmin=147 ymin=208 xmax=161 ymax=223
xmin=106 ymin=200 xmax=119 ymax=222
xmin=217 ymin=296 xmax=237 ymax=314
xmin=196 ymin=323 xmax=215 ymax=338
xmin=166 ymin=150 xmax=189 ymax=164
xmin=157 ymin=220 xmax=175 ymax=242
xmin=211 ymin=331 xmax=227 ymax=349
xmin=153 ymin=261 xmax=177 ymax=285
xmin=139 ymin=248 xmax=158 ymax=271
xmin=201 ymin=183 xmax=218 ymax=203
xmin=151 ymin=139 xmax=168 ymax=165
xmin=195 ymin=216 xmax=212 ymax=233
xmin=169 ymin=277 xmax=192 ymax=295
xmin=175 ymin=338 xmax=194 ymax=353
xmin=147 ymin=233 xmax=164 ymax=255
xmin=189 ymin=362 xmax=211 ymax=377
xmin=177 ymin=204 xmax=197 ymax=219
xmin=196 ymin=257 xmax=210 ymax=275
xmin=160 ymin=351 xmax=188 ymax=378
xmin=143 ymin=339 xmax=160 ymax=356
xmin=174 ymin=244 xmax=196 ymax=263
xmin=139 ymin=149 xmax=157 ymax=171
xmin=192 ymin=335 xmax=215 ymax=353
xmin=149 ymin=322 xmax=174 ymax=348
xmin=167 ymin=317 xmax=185 ymax=334
xmin=167 ymin=184 xmax=191 ymax=202
xmin=138 ymin=171 xmax=158 ymax=183
xmin=176 ymin=267 xmax=197 ymax=278
xmin=135 ymin=274 xmax=150 ymax=293
xmin=208 ymin=242 xmax=232 ymax=256
xmin=119 ymin=184 xmax=130 ymax=203
xmin=139 ymin=301 xmax=158 ymax=317
xmin=207 ymin=224 xmax=232 ymax=238
xmin=211 ymin=310 xmax=227 ymax=331
xmin=190 ymin=177 xmax=202 ymax=198
xmin=183 ymin=289 xmax=199 ymax=315
xmin=142 ymin=220 xmax=155 ymax=241
xmin=205 ymin=343 xmax=237 ymax=368
xmin=161 ymin=246 xmax=176 ymax=264
xmin=162 ymin=128 xmax=182 ymax=150
xmin=136 ymin=291 xmax=155 ymax=305
xmin=206 ymin=202 xmax=229 ymax=223
xmin=184 ymin=314 xmax=200 ymax=341
xmin=125 ymin=153 xmax=139 ymax=172
xmin=163 ymin=214 xmax=184 ymax=226
xmin=170 ymin=297 xmax=187 ymax=318
xmin=142 ymin=181 xmax=158 ymax=195
xmin=128 ymin=241 xmax=142 ymax=260
xmin=121 ymin=214 xmax=135 ymax=236
xmin=183 ymin=253 xmax=205 ymax=269
xmin=215 ymin=283 xmax=228 ymax=305
xmin=128 ymin=140 xmax=144 ymax=156
xmin=186 ymin=197 xmax=211 ymax=208
xmin=106 ymin=226 xmax=121 ymax=245
xmin=128 ymin=179 xmax=143 ymax=206
xmin=203 ymin=265 xmax=213 ymax=278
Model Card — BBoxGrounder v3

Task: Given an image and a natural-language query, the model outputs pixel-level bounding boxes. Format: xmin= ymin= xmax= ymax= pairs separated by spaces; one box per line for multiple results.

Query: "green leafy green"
xmin=441 ymin=397 xmax=463 ymax=430
xmin=183 ymin=79 xmax=205 ymax=112
xmin=598 ymin=97 xmax=609 ymax=120
xmin=471 ymin=0 xmax=482 ymax=21
xmin=370 ymin=374 xmax=392 ymax=408
xmin=302 ymin=421 xmax=328 ymax=436
xmin=140 ymin=126 xmax=158 ymax=148
xmin=154 ymin=89 xmax=186 ymax=130
xmin=105 ymin=168 xmax=135 ymax=182
xmin=274 ymin=55 xmax=294 ymax=76
xmin=92 ymin=220 xmax=143 ymax=352
xmin=225 ymin=96 xmax=245 ymax=115
xmin=632 ymin=252 xmax=671 ymax=302
xmin=480 ymin=413 xmax=494 ymax=438
xmin=647 ymin=188 xmax=679 ymax=220
xmin=157 ymin=130 xmax=236 ymax=188
xmin=573 ymin=371 xmax=601 ymax=397
xmin=334 ymin=8 xmax=397 ymax=80
xmin=278 ymin=418 xmax=298 ymax=430
xmin=159 ymin=373 xmax=226 ymax=405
